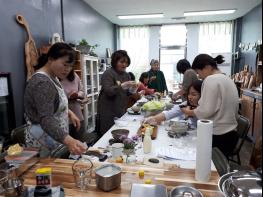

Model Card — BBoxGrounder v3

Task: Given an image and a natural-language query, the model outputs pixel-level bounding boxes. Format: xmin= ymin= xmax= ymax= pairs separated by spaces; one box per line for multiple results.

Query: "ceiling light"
xmin=118 ymin=14 xmax=164 ymax=19
xmin=184 ymin=9 xmax=236 ymax=16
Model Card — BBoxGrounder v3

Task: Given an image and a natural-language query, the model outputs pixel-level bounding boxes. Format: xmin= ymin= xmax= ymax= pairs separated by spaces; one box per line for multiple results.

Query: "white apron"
xmin=25 ymin=72 xmax=69 ymax=154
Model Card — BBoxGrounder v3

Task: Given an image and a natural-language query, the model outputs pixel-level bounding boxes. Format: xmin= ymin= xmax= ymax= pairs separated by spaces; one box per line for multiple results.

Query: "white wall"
xmin=149 ymin=26 xmax=161 ymax=62
xmin=186 ymin=24 xmax=199 ymax=64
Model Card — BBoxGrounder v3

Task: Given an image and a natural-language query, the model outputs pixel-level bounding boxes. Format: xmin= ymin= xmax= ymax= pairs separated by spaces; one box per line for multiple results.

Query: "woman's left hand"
xmin=181 ymin=106 xmax=195 ymax=117
xmin=69 ymin=111 xmax=81 ymax=131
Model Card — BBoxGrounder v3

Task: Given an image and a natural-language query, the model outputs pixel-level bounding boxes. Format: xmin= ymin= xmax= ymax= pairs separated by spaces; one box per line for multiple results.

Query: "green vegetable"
xmin=142 ymin=101 xmax=165 ymax=111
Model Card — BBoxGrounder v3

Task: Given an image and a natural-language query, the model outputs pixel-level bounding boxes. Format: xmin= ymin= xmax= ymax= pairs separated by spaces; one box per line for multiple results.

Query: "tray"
xmin=137 ymin=125 xmax=158 ymax=140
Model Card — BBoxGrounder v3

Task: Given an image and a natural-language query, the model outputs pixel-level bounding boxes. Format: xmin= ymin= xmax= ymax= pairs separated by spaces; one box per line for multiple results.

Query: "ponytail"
xmin=192 ymin=54 xmax=225 ymax=70
xmin=35 ymin=54 xmax=48 ymax=69
xmin=213 ymin=55 xmax=225 ymax=64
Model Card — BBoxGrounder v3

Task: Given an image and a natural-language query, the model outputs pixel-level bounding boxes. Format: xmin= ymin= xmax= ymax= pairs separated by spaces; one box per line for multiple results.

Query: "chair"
xmin=212 ymin=147 xmax=230 ymax=176
xmin=229 ymin=115 xmax=251 ymax=164
xmin=212 ymin=147 xmax=252 ymax=176
xmin=10 ymin=124 xmax=30 ymax=145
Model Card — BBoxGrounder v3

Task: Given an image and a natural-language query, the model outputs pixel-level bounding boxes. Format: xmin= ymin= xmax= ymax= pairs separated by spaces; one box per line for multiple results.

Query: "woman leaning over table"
xmin=144 ymin=80 xmax=203 ymax=129
xmin=181 ymin=54 xmax=239 ymax=157
xmin=97 ymin=50 xmax=138 ymax=136
xmin=24 ymin=43 xmax=87 ymax=157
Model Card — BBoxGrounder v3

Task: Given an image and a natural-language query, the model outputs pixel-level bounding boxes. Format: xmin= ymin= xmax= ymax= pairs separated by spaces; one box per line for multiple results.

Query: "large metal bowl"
xmin=170 ymin=186 xmax=204 ymax=197
xmin=218 ymin=170 xmax=262 ymax=197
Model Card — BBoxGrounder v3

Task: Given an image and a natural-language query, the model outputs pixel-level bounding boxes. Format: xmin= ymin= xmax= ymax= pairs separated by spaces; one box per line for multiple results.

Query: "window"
xmin=160 ymin=25 xmax=187 ymax=91
xmin=199 ymin=22 xmax=233 ymax=76
xmin=119 ymin=26 xmax=150 ymax=79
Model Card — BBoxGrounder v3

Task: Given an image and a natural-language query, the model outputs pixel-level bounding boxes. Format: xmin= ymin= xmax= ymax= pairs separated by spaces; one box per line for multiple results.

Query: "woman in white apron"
xmin=24 ymin=43 xmax=86 ymax=157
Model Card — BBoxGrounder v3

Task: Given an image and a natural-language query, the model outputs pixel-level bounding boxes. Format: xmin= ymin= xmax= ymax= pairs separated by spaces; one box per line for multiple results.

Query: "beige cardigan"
xmin=194 ymin=73 xmax=239 ymax=135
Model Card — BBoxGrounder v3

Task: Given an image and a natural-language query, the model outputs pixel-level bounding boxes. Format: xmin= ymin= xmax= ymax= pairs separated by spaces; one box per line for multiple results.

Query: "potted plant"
xmin=89 ymin=44 xmax=99 ymax=57
xmin=76 ymin=39 xmax=91 ymax=54
xmin=120 ymin=135 xmax=138 ymax=162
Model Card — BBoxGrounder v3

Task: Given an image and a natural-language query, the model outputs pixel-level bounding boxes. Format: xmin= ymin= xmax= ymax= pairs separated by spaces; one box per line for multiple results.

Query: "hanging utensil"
xmin=16 ymin=14 xmax=39 ymax=80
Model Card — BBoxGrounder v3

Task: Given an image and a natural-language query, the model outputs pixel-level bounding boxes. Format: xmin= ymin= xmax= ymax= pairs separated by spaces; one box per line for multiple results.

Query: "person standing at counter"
xmin=181 ymin=54 xmax=239 ymax=157
xmin=60 ymin=70 xmax=98 ymax=146
xmin=173 ymin=59 xmax=198 ymax=101
xmin=97 ymin=50 xmax=138 ymax=136
xmin=24 ymin=43 xmax=87 ymax=156
xmin=148 ymin=59 xmax=168 ymax=93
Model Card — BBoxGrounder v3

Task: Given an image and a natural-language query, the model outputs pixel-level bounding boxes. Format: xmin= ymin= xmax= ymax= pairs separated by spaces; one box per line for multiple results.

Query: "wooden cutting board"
xmin=137 ymin=125 xmax=158 ymax=140
xmin=16 ymin=14 xmax=39 ymax=80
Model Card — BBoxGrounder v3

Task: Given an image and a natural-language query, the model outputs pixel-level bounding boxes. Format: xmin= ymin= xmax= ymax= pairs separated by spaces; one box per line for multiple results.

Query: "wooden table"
xmin=22 ymin=158 xmax=223 ymax=197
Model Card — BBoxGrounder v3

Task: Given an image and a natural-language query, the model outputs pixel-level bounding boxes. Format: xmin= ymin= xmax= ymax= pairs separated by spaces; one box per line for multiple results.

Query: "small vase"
xmin=123 ymin=148 xmax=135 ymax=163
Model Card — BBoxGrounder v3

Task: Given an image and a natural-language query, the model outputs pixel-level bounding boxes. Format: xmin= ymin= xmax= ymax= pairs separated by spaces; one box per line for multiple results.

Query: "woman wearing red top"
xmin=138 ymin=72 xmax=155 ymax=95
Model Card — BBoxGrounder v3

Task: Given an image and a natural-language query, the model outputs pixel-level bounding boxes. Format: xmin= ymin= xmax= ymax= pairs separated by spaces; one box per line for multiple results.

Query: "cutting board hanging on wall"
xmin=16 ymin=14 xmax=39 ymax=80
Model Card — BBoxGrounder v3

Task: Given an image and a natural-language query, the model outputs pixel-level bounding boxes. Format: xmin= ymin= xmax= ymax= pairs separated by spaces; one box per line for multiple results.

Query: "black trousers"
xmin=69 ymin=121 xmax=98 ymax=146
xmin=212 ymin=130 xmax=239 ymax=157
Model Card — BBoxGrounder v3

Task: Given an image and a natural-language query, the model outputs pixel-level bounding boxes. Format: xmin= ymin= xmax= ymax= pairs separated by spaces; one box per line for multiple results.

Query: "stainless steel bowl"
xmin=95 ymin=164 xmax=121 ymax=192
xmin=219 ymin=170 xmax=262 ymax=197
xmin=170 ymin=186 xmax=204 ymax=197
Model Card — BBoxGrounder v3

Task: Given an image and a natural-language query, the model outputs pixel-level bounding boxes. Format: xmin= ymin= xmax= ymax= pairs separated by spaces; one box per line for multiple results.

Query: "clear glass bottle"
xmin=143 ymin=128 xmax=152 ymax=154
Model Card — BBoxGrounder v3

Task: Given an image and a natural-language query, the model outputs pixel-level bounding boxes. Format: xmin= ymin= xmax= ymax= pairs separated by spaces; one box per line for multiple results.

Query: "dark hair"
xmin=188 ymin=80 xmax=203 ymax=95
xmin=192 ymin=54 xmax=225 ymax=70
xmin=150 ymin=59 xmax=159 ymax=66
xmin=35 ymin=42 xmax=76 ymax=69
xmin=67 ymin=69 xmax=75 ymax=81
xmin=139 ymin=72 xmax=149 ymax=83
xmin=128 ymin=72 xmax=135 ymax=81
xmin=186 ymin=80 xmax=203 ymax=107
xmin=111 ymin=50 xmax=130 ymax=69
xmin=176 ymin=59 xmax=191 ymax=74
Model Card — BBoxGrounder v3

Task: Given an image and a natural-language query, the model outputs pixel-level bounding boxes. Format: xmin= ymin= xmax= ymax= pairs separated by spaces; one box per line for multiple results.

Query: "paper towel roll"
xmin=195 ymin=119 xmax=213 ymax=182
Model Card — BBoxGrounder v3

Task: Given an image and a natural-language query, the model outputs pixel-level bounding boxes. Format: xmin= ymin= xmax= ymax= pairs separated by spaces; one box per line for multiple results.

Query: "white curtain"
xmin=119 ymin=26 xmax=150 ymax=80
xmin=199 ymin=21 xmax=233 ymax=54
xmin=198 ymin=21 xmax=233 ymax=76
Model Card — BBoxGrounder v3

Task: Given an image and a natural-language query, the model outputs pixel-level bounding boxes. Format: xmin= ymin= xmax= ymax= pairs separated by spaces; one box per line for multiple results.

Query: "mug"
xmin=110 ymin=143 xmax=124 ymax=159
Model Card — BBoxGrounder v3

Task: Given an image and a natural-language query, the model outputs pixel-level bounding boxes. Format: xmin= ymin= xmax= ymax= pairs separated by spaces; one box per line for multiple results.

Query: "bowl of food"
xmin=111 ymin=129 xmax=129 ymax=141
xmin=141 ymin=101 xmax=165 ymax=117
xmin=169 ymin=120 xmax=188 ymax=134
xmin=131 ymin=105 xmax=141 ymax=113
xmin=7 ymin=144 xmax=23 ymax=156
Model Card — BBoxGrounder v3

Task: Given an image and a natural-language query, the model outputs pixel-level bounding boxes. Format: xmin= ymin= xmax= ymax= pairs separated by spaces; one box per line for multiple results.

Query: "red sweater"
xmin=137 ymin=83 xmax=155 ymax=95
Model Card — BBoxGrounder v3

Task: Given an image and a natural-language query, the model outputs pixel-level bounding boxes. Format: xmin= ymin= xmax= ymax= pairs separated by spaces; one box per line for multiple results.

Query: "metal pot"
xmin=218 ymin=170 xmax=262 ymax=197
xmin=95 ymin=164 xmax=121 ymax=192
xmin=170 ymin=186 xmax=204 ymax=197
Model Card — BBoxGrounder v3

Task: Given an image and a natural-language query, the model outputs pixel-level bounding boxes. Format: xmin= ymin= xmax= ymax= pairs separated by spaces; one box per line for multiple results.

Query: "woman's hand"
xmin=69 ymin=110 xmax=81 ymax=131
xmin=143 ymin=117 xmax=158 ymax=126
xmin=150 ymin=76 xmax=157 ymax=82
xmin=63 ymin=135 xmax=87 ymax=155
xmin=69 ymin=91 xmax=79 ymax=100
xmin=181 ymin=106 xmax=195 ymax=117
xmin=121 ymin=81 xmax=137 ymax=90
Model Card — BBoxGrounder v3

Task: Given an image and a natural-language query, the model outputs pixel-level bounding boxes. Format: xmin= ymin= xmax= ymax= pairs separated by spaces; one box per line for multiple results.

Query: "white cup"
xmin=110 ymin=143 xmax=124 ymax=159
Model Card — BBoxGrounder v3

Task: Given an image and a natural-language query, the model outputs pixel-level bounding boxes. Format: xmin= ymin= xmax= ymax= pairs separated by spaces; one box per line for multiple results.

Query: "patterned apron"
xmin=25 ymin=71 xmax=69 ymax=155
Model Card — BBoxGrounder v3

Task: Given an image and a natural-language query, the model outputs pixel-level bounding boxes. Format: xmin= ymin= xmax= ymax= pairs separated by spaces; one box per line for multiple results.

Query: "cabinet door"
xmin=241 ymin=95 xmax=254 ymax=135
xmin=254 ymin=100 xmax=262 ymax=140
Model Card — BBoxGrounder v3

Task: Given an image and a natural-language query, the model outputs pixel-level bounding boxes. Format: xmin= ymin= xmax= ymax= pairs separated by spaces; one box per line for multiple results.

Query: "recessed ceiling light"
xmin=117 ymin=13 xmax=164 ymax=19
xmin=184 ymin=9 xmax=236 ymax=16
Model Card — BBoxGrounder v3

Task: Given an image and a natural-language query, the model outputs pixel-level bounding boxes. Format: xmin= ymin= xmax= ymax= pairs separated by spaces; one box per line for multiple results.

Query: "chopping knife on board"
xmin=16 ymin=14 xmax=39 ymax=80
